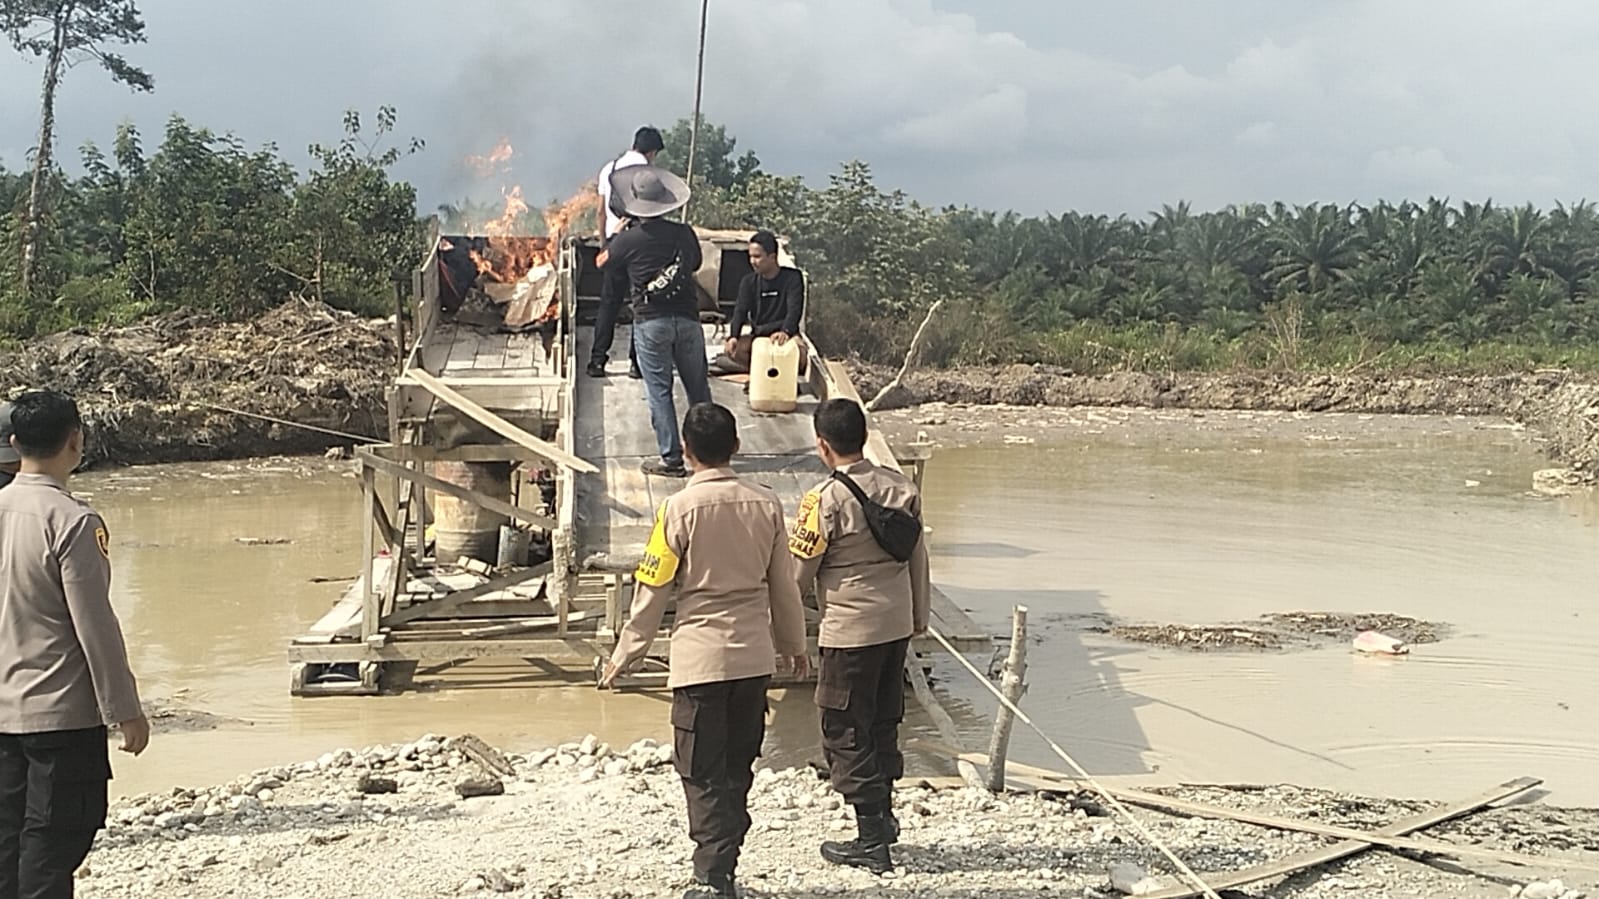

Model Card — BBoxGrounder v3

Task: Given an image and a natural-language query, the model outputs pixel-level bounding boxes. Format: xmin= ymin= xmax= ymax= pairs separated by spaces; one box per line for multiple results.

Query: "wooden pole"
xmin=360 ymin=463 xmax=379 ymax=642
xmin=984 ymin=605 xmax=1029 ymax=791
xmin=904 ymin=655 xmax=985 ymax=789
xmin=407 ymin=370 xmax=598 ymax=474
xmin=684 ymin=0 xmax=710 ymax=224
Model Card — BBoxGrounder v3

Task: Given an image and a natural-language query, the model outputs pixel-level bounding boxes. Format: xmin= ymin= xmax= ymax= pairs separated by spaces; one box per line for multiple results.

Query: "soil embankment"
xmin=853 ymin=363 xmax=1599 ymax=475
xmin=4 ymin=304 xmax=1596 ymax=473
xmin=0 ymin=301 xmax=395 ymax=465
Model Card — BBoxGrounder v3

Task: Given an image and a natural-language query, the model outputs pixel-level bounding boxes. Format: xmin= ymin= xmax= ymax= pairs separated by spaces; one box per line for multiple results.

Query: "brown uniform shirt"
xmin=0 ymin=473 xmax=142 ymax=732
xmin=610 ymin=467 xmax=808 ymax=689
xmin=791 ymin=459 xmax=930 ymax=649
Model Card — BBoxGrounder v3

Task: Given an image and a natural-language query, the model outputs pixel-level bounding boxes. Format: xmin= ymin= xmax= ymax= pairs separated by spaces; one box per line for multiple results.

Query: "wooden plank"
xmin=460 ymin=611 xmax=594 ymax=638
xmin=409 ymin=369 xmax=598 ymax=474
xmin=1139 ymin=778 xmax=1544 ymax=899
xmin=473 ymin=332 xmax=510 ymax=371
xmin=360 ymin=466 xmax=378 ymax=640
xmin=382 ymin=562 xmax=554 ymax=628
xmin=398 ymin=444 xmax=547 ymax=463
xmin=287 ymin=637 xmax=611 ymax=664
xmin=904 ymin=656 xmax=985 ymax=789
xmin=359 ymin=448 xmax=557 ymax=531
xmin=396 ymin=375 xmax=566 ymax=389
xmin=912 ymin=743 xmax=1582 ymax=876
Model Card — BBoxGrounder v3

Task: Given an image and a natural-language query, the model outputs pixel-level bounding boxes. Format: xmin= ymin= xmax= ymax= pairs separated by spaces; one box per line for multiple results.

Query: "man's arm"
xmin=58 ymin=515 xmax=144 ymax=729
xmin=601 ymin=232 xmax=631 ymax=307
xmin=682 ymin=227 xmax=704 ymax=273
xmin=780 ymin=270 xmax=806 ymax=336
xmin=605 ymin=502 xmax=679 ymax=681
xmin=788 ymin=487 xmax=830 ymax=605
xmin=908 ymin=492 xmax=931 ymax=635
xmin=767 ymin=507 xmax=807 ymax=659
xmin=728 ymin=274 xmax=754 ymax=340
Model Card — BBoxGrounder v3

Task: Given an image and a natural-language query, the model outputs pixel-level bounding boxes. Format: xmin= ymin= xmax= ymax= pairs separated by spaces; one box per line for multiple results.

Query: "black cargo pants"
xmin=0 ymin=726 xmax=111 ymax=899
xmin=672 ymin=675 xmax=770 ymax=880
xmin=590 ymin=261 xmax=637 ymax=368
xmin=816 ymin=638 xmax=909 ymax=811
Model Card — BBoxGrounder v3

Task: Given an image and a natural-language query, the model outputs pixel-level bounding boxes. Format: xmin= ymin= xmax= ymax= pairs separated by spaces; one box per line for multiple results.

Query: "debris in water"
xmin=1352 ymin=630 xmax=1409 ymax=655
xmin=236 ymin=537 xmax=294 ymax=546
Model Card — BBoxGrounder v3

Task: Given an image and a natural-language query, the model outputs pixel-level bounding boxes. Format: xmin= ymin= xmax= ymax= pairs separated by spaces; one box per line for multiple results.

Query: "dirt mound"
xmin=850 ymin=361 xmax=1599 ymax=473
xmin=1103 ymin=611 xmax=1446 ymax=652
xmin=0 ymin=301 xmax=396 ymax=465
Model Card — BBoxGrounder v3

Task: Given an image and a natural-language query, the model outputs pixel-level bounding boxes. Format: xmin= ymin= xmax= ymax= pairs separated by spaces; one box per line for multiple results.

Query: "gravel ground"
xmin=76 ymin=734 xmax=1599 ymax=899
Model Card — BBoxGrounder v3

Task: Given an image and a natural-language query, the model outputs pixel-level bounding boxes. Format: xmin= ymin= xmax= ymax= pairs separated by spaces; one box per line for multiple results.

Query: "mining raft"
xmin=287 ymin=226 xmax=989 ymax=695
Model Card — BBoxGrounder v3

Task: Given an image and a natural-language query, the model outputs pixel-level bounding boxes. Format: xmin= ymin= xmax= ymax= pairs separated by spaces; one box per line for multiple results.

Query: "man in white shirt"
xmin=589 ymin=125 xmax=666 ymax=379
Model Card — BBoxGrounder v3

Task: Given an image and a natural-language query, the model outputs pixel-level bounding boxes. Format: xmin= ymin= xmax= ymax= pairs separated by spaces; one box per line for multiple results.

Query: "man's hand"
xmin=771 ymin=331 xmax=790 ymax=345
xmin=598 ymin=660 xmax=621 ymax=690
xmin=788 ymin=653 xmax=811 ymax=680
xmin=912 ymin=624 xmax=929 ymax=637
xmin=116 ymin=715 xmax=150 ymax=756
xmin=595 ymin=249 xmax=610 ymax=269
xmin=723 ymin=338 xmax=738 ymax=356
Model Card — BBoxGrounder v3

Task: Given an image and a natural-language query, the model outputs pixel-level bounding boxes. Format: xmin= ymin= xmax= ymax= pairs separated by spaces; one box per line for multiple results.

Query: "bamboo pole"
xmin=984 ymin=605 xmax=1029 ymax=791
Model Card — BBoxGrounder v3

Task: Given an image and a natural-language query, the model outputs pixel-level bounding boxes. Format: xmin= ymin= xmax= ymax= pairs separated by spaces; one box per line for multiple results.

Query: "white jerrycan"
xmin=748 ymin=336 xmax=800 ymax=413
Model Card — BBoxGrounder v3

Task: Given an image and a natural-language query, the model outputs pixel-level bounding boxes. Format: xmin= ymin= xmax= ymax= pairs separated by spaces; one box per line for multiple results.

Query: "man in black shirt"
xmin=603 ymin=165 xmax=712 ymax=478
xmin=716 ymin=231 xmax=806 ymax=375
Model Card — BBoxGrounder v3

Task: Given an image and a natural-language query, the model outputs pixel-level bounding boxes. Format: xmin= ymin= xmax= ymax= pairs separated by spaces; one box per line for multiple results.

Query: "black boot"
xmin=885 ymin=807 xmax=900 ymax=845
xmin=681 ymin=872 xmax=738 ymax=898
xmin=820 ymin=809 xmax=892 ymax=874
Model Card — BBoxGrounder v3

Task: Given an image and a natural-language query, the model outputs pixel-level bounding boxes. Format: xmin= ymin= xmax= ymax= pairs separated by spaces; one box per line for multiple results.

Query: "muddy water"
xmin=82 ymin=459 xmax=824 ymax=800
xmin=80 ymin=410 xmax=1599 ymax=804
xmin=910 ymin=409 xmax=1599 ymax=804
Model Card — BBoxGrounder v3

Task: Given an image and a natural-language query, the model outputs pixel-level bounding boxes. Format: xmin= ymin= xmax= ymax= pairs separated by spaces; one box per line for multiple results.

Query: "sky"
xmin=4 ymin=0 xmax=1599 ymax=218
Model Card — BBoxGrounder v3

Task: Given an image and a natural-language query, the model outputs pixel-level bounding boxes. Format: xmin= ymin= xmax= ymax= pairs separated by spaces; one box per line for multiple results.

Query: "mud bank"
xmin=81 ymin=734 xmax=1597 ymax=899
xmin=853 ymin=364 xmax=1599 ymax=474
xmin=0 ymin=301 xmax=394 ymax=465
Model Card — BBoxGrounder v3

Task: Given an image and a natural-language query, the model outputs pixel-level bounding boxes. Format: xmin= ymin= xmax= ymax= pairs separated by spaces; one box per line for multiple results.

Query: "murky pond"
xmin=80 ymin=409 xmax=1599 ymax=804
xmin=903 ymin=407 xmax=1599 ymax=804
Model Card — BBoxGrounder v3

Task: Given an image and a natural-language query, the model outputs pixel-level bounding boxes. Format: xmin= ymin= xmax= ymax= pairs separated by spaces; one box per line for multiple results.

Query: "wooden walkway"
xmin=570 ymin=324 xmax=988 ymax=651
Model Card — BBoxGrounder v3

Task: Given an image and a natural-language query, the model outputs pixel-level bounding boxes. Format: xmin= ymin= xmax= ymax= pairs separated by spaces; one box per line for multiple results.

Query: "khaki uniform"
xmin=790 ymin=459 xmax=929 ymax=811
xmin=608 ymin=466 xmax=806 ymax=883
xmin=0 ymin=472 xmax=141 ymax=899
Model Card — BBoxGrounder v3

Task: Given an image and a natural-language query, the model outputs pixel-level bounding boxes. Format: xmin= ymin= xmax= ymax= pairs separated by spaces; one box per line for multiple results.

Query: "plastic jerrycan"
xmin=748 ymin=336 xmax=800 ymax=413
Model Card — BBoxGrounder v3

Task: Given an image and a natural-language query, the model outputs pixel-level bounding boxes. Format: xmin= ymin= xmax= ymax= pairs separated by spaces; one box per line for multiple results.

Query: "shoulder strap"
xmin=829 ymin=470 xmax=874 ymax=508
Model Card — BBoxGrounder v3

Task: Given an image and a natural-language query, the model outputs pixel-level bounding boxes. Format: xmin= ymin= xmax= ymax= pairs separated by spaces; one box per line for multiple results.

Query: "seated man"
xmin=714 ymin=231 xmax=805 ymax=375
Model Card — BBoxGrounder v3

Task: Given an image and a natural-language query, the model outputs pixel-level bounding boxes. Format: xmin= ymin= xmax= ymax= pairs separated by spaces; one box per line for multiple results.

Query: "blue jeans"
xmin=633 ymin=315 xmax=712 ymax=465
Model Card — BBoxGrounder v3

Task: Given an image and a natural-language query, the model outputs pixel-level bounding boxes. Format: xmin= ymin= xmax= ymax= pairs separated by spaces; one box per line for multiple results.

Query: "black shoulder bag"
xmin=830 ymin=471 xmax=922 ymax=563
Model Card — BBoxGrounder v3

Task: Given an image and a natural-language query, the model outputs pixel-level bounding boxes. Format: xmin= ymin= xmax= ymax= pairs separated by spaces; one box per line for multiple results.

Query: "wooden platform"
xmin=570 ymin=324 xmax=988 ymax=653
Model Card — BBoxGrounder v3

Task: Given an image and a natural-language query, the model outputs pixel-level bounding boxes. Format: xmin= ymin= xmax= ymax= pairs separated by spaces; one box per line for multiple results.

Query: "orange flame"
xmin=465 ymin=137 xmax=514 ymax=177
xmin=542 ymin=184 xmax=599 ymax=243
xmin=483 ymin=185 xmax=531 ymax=237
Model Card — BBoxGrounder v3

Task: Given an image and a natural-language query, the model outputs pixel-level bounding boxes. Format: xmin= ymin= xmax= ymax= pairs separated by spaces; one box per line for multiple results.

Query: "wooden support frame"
xmin=407 ymin=369 xmax=597 ymax=474
xmin=360 ymin=465 xmax=379 ymax=641
xmin=381 ymin=562 xmax=554 ymax=629
xmin=358 ymin=447 xmax=557 ymax=531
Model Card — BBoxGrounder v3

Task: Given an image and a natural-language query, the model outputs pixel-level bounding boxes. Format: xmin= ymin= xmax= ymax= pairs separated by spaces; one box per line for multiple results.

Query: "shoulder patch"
xmin=634 ymin=501 xmax=680 ymax=588
xmin=94 ymin=526 xmax=110 ymax=559
xmin=788 ymin=489 xmax=829 ymax=560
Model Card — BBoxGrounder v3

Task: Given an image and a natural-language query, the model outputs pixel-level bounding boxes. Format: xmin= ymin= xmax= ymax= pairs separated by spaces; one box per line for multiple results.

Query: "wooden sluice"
xmin=287 ymin=227 xmax=989 ymax=695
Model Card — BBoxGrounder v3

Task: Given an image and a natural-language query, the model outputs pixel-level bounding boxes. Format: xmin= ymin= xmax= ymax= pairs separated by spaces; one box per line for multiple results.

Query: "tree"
xmin=2 ymin=0 xmax=152 ymax=299
xmin=656 ymin=117 xmax=761 ymax=193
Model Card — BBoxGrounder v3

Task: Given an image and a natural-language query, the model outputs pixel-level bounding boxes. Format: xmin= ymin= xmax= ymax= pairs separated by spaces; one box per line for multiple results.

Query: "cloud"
xmin=7 ymin=0 xmax=1599 ymax=216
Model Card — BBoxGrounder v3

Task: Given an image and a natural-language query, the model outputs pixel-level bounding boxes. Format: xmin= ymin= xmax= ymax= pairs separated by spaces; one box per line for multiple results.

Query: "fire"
xmin=542 ymin=185 xmax=599 ymax=242
xmin=465 ymin=137 xmax=514 ymax=177
xmin=483 ymin=185 xmax=531 ymax=237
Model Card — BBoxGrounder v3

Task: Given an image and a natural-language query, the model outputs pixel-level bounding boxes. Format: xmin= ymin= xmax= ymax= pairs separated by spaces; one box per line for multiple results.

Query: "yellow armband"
xmin=634 ymin=501 xmax=681 ymax=587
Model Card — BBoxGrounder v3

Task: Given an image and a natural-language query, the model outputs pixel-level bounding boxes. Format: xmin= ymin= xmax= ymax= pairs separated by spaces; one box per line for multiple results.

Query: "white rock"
xmin=578 ymin=735 xmax=599 ymax=756
xmin=1109 ymin=862 xmax=1148 ymax=895
xmin=527 ymin=748 xmax=558 ymax=768
xmin=1524 ymin=883 xmax=1565 ymax=899
xmin=153 ymin=813 xmax=182 ymax=829
xmin=602 ymin=760 xmax=627 ymax=777
xmin=651 ymin=745 xmax=675 ymax=767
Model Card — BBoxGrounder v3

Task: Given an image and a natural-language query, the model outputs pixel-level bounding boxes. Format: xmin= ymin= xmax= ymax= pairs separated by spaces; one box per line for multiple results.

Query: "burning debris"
xmin=435 ymin=139 xmax=600 ymax=336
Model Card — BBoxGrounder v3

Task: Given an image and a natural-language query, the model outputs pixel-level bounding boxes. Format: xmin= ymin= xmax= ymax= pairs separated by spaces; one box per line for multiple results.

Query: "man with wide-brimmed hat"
xmin=588 ymin=125 xmax=666 ymax=380
xmin=602 ymin=164 xmax=712 ymax=478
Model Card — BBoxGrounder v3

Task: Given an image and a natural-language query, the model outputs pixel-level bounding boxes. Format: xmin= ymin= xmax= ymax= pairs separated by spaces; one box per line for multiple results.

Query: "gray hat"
xmin=608 ymin=164 xmax=691 ymax=218
xmin=0 ymin=402 xmax=17 ymax=464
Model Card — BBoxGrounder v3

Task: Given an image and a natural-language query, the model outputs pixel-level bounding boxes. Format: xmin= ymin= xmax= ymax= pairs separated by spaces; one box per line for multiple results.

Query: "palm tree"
xmin=1265 ymin=204 xmax=1364 ymax=295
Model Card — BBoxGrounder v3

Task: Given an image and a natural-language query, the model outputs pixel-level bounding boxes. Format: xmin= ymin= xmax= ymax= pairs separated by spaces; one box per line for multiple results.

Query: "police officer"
xmin=790 ymin=398 xmax=929 ymax=874
xmin=0 ymin=390 xmax=149 ymax=899
xmin=600 ymin=402 xmax=808 ymax=899
xmin=0 ymin=402 xmax=19 ymax=489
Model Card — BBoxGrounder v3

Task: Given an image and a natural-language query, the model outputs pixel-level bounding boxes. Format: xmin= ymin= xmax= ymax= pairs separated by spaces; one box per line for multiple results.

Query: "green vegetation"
xmin=5 ymin=77 xmax=1599 ymax=376
xmin=670 ymin=135 xmax=1599 ymax=373
xmin=0 ymin=109 xmax=422 ymax=335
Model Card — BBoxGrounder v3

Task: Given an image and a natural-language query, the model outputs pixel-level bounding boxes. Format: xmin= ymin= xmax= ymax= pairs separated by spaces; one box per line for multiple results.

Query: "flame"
xmin=542 ymin=184 xmax=599 ymax=242
xmin=465 ymin=138 xmax=514 ymax=177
